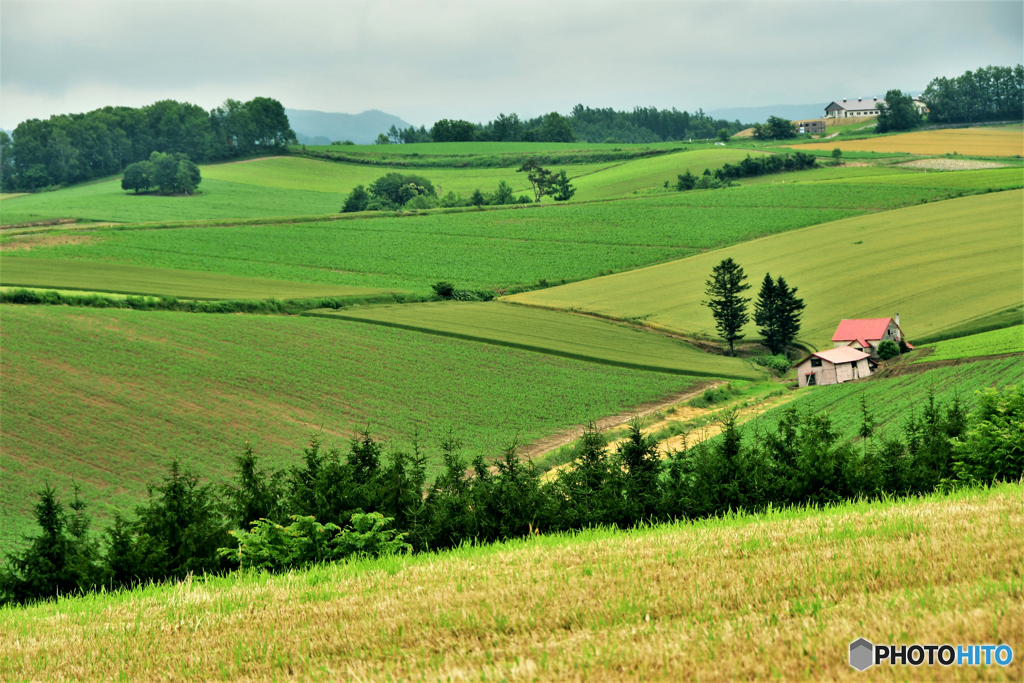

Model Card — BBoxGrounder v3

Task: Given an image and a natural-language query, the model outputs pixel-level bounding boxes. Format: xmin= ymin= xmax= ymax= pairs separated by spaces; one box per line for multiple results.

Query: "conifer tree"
xmin=703 ymin=258 xmax=751 ymax=356
xmin=754 ymin=273 xmax=805 ymax=355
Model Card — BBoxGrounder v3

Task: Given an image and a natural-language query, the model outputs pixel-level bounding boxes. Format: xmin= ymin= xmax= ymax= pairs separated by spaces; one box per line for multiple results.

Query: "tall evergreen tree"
xmin=754 ymin=273 xmax=805 ymax=355
xmin=703 ymin=258 xmax=751 ymax=355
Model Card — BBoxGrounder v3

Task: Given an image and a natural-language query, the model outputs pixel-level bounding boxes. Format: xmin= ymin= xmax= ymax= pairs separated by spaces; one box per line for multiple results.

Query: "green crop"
xmin=309 ymin=301 xmax=762 ymax=379
xmin=0 ymin=305 xmax=702 ymax=548
xmin=917 ymin=325 xmax=1024 ymax=363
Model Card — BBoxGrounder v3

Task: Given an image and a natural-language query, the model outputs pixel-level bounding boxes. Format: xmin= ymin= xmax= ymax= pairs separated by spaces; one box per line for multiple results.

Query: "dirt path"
xmin=539 ymin=389 xmax=796 ymax=482
xmin=519 ymin=382 xmax=721 ymax=459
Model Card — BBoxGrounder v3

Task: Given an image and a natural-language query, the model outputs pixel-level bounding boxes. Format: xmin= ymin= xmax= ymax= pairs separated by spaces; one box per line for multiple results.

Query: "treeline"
xmin=2 ymin=385 xmax=1021 ymax=605
xmin=1 ymin=97 xmax=295 ymax=191
xmin=922 ymin=65 xmax=1023 ymax=124
xmin=377 ymin=106 xmax=748 ymax=145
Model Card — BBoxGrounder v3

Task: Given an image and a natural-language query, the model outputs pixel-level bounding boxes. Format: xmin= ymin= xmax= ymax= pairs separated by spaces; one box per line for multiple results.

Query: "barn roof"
xmin=815 ymin=347 xmax=871 ymax=364
xmin=832 ymin=318 xmax=894 ymax=342
xmin=825 ymin=98 xmax=885 ymax=112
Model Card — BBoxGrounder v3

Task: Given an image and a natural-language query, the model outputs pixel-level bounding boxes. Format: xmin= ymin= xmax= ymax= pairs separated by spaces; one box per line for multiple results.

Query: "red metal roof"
xmin=832 ymin=318 xmax=893 ymax=342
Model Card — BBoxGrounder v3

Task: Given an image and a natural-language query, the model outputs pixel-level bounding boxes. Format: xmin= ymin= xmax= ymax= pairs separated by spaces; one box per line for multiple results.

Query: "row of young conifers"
xmin=2 ymin=385 xmax=1020 ymax=606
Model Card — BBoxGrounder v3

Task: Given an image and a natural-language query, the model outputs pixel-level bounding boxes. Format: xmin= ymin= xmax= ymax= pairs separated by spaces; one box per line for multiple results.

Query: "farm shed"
xmin=794 ymin=347 xmax=873 ymax=387
xmin=832 ymin=316 xmax=905 ymax=358
xmin=824 ymin=98 xmax=883 ymax=118
xmin=793 ymin=119 xmax=826 ymax=135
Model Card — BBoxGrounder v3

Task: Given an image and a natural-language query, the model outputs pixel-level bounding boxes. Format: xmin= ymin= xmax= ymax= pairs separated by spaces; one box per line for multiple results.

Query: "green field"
xmin=0 ymin=257 xmax=397 ymax=299
xmin=8 ymin=173 xmax=999 ymax=294
xmin=747 ymin=356 xmax=1022 ymax=442
xmin=0 ymin=305 xmax=704 ymax=548
xmin=310 ymin=301 xmax=762 ymax=379
xmin=3 ymin=483 xmax=1020 ymax=681
xmin=509 ymin=190 xmax=1024 ymax=348
xmin=916 ymin=325 xmax=1024 ymax=363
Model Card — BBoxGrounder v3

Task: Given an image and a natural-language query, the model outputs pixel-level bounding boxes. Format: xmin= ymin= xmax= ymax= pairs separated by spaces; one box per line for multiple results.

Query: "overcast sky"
xmin=1 ymin=0 xmax=1021 ymax=129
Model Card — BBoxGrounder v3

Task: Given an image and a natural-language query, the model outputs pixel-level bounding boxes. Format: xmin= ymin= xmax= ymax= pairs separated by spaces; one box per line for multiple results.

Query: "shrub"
xmin=877 ymin=340 xmax=900 ymax=360
xmin=431 ymin=281 xmax=455 ymax=299
xmin=753 ymin=354 xmax=791 ymax=374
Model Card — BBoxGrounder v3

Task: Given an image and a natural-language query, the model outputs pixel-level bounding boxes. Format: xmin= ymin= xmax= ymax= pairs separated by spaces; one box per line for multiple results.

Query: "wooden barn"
xmin=794 ymin=347 xmax=874 ymax=387
xmin=831 ymin=316 xmax=906 ymax=359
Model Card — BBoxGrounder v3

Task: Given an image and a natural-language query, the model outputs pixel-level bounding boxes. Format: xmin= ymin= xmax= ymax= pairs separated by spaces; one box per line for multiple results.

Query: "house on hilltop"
xmin=832 ymin=316 xmax=906 ymax=359
xmin=795 ymin=347 xmax=873 ymax=387
xmin=824 ymin=97 xmax=883 ymax=119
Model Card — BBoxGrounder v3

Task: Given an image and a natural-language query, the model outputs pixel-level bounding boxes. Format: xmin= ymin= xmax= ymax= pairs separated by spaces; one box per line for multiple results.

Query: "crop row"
xmin=917 ymin=325 xmax=1023 ymax=363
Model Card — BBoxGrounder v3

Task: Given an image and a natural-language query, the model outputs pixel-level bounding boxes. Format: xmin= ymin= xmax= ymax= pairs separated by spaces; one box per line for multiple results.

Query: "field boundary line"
xmin=302 ymin=310 xmax=754 ymax=379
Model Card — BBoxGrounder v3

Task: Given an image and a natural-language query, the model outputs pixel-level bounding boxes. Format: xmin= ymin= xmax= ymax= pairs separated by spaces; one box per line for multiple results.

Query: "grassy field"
xmin=0 ymin=305 xmax=704 ymax=548
xmin=8 ymin=171 xmax=1001 ymax=294
xmin=509 ymin=190 xmax=1024 ymax=348
xmin=301 ymin=140 xmax=689 ymax=156
xmin=795 ymin=126 xmax=1024 ymax=157
xmin=309 ymin=301 xmax=763 ymax=379
xmin=0 ymin=257 xmax=397 ymax=299
xmin=915 ymin=325 xmax=1024 ymax=363
xmin=2 ymin=483 xmax=1020 ymax=681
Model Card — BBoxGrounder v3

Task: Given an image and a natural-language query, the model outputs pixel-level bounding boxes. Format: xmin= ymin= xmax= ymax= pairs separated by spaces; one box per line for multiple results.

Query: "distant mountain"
xmin=708 ymin=104 xmax=829 ymax=124
xmin=285 ymin=109 xmax=414 ymax=145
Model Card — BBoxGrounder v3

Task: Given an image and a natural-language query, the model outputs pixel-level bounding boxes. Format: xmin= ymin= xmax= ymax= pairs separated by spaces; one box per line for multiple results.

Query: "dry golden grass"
xmin=2 ymin=485 xmax=1022 ymax=681
xmin=796 ymin=127 xmax=1024 ymax=157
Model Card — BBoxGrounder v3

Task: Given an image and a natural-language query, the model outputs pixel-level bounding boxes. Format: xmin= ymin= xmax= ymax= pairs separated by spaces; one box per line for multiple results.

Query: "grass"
xmin=7 ymin=172 xmax=999 ymax=294
xmin=0 ymin=257 xmax=397 ymax=299
xmin=915 ymin=325 xmax=1024 ymax=363
xmin=308 ymin=301 xmax=763 ymax=379
xmin=509 ymin=190 xmax=1024 ymax=349
xmin=746 ymin=357 xmax=1023 ymax=442
xmin=0 ymin=305 xmax=703 ymax=548
xmin=795 ymin=126 xmax=1024 ymax=157
xmin=1 ymin=483 xmax=1021 ymax=681
xmin=301 ymin=139 xmax=689 ymax=156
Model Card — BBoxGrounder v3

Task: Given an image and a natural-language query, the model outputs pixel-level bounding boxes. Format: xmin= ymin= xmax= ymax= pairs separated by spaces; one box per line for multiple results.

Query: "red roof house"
xmin=832 ymin=315 xmax=905 ymax=357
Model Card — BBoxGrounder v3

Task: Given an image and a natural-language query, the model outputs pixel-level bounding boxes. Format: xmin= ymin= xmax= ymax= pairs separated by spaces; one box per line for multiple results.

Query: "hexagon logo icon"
xmin=850 ymin=638 xmax=874 ymax=671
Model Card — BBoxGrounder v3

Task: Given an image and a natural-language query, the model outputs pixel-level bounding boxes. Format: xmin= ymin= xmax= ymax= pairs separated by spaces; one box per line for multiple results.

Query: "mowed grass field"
xmin=795 ymin=126 xmax=1024 ymax=157
xmin=916 ymin=325 xmax=1024 ymax=363
xmin=0 ymin=257 xmax=396 ymax=299
xmin=8 ymin=169 xmax=1006 ymax=293
xmin=510 ymin=190 xmax=1024 ymax=348
xmin=0 ymin=305 xmax=704 ymax=548
xmin=310 ymin=301 xmax=762 ymax=379
xmin=3 ymin=483 xmax=1020 ymax=681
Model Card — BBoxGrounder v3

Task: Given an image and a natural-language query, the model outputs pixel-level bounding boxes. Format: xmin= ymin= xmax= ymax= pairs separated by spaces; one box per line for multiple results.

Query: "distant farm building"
xmin=831 ymin=316 xmax=906 ymax=358
xmin=793 ymin=119 xmax=826 ymax=135
xmin=825 ymin=98 xmax=883 ymax=119
xmin=795 ymin=347 xmax=873 ymax=387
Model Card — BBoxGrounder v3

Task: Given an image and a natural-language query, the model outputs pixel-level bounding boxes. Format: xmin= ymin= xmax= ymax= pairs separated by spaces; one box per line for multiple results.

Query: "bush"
xmin=877 ymin=340 xmax=900 ymax=360
xmin=431 ymin=281 xmax=455 ymax=299
xmin=341 ymin=185 xmax=369 ymax=212
xmin=753 ymin=354 xmax=791 ymax=374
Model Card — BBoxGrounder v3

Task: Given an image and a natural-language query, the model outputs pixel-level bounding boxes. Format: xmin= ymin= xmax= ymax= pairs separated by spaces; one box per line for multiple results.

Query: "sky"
xmin=1 ymin=0 xmax=1021 ymax=129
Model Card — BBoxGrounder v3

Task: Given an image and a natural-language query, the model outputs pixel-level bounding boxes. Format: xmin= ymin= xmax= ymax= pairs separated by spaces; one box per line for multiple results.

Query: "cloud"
xmin=2 ymin=0 xmax=1021 ymax=128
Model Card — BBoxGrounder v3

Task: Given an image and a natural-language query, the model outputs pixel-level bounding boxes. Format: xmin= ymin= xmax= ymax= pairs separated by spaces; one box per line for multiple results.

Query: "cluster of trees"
xmin=121 ymin=152 xmax=202 ymax=195
xmin=2 ymin=97 xmax=295 ymax=191
xmin=342 ymin=172 xmax=436 ymax=212
xmin=703 ymin=258 xmax=805 ymax=355
xmin=676 ymin=168 xmax=735 ymax=191
xmin=468 ymin=181 xmax=533 ymax=207
xmin=752 ymin=116 xmax=798 ymax=140
xmin=3 ymin=383 xmax=1021 ymax=605
xmin=375 ymin=106 xmax=749 ymax=146
xmin=876 ymin=89 xmax=924 ymax=133
xmin=714 ymin=151 xmax=818 ymax=180
xmin=517 ymin=159 xmax=575 ymax=202
xmin=921 ymin=65 xmax=1023 ymax=124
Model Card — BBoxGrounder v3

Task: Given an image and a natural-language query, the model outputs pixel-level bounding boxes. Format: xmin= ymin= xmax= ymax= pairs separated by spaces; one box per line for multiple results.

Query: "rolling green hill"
xmin=508 ymin=190 xmax=1024 ymax=348
xmin=309 ymin=301 xmax=762 ymax=379
xmin=0 ymin=305 xmax=705 ymax=548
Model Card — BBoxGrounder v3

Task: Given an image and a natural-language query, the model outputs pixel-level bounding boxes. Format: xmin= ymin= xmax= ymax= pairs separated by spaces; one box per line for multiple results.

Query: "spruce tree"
xmin=703 ymin=258 xmax=751 ymax=355
xmin=773 ymin=276 xmax=806 ymax=353
xmin=754 ymin=273 xmax=779 ymax=353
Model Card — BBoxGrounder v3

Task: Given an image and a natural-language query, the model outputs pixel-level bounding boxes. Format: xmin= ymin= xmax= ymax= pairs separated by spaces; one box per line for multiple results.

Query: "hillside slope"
xmin=508 ymin=190 xmax=1024 ymax=348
